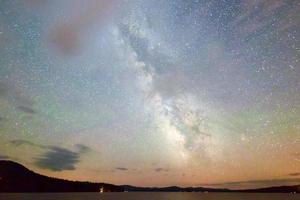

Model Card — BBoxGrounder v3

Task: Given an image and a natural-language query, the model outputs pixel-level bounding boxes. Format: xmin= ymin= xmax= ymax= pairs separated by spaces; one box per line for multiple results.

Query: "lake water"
xmin=0 ymin=193 xmax=299 ymax=200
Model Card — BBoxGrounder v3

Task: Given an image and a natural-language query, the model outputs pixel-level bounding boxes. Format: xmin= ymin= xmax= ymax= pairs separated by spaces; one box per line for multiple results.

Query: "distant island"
xmin=0 ymin=160 xmax=299 ymax=193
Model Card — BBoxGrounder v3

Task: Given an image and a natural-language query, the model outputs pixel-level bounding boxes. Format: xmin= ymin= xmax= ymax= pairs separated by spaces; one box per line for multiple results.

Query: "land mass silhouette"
xmin=0 ymin=160 xmax=299 ymax=193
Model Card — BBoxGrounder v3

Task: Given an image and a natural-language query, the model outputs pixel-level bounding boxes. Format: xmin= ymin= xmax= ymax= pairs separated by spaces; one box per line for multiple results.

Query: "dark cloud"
xmin=115 ymin=167 xmax=128 ymax=171
xmin=17 ymin=105 xmax=36 ymax=114
xmin=75 ymin=144 xmax=92 ymax=153
xmin=10 ymin=140 xmax=89 ymax=171
xmin=35 ymin=147 xmax=80 ymax=171
xmin=154 ymin=167 xmax=169 ymax=172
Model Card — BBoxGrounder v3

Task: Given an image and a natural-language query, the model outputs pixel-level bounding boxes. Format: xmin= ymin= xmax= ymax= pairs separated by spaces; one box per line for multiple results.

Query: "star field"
xmin=0 ymin=0 xmax=299 ymax=189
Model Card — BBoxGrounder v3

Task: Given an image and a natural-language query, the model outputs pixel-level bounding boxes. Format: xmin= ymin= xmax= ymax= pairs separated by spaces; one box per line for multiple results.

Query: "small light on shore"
xmin=99 ymin=186 xmax=104 ymax=193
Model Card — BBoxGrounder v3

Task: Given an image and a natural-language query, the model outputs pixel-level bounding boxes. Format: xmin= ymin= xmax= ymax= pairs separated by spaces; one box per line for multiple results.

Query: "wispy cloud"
xmin=0 ymin=82 xmax=36 ymax=117
xmin=17 ymin=105 xmax=36 ymax=114
xmin=75 ymin=144 xmax=92 ymax=153
xmin=10 ymin=139 xmax=47 ymax=149
xmin=288 ymin=173 xmax=300 ymax=177
xmin=10 ymin=140 xmax=92 ymax=153
xmin=154 ymin=167 xmax=169 ymax=173
xmin=115 ymin=167 xmax=128 ymax=171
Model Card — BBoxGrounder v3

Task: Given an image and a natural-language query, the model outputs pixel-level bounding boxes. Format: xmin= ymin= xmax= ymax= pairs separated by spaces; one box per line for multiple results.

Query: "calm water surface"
xmin=0 ymin=193 xmax=299 ymax=200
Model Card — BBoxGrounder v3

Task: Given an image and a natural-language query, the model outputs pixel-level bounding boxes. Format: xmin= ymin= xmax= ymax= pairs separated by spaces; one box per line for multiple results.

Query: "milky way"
xmin=0 ymin=0 xmax=299 ymax=189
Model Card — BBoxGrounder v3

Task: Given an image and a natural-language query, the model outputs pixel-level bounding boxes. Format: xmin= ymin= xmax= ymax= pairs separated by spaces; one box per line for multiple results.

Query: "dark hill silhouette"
xmin=121 ymin=185 xmax=300 ymax=193
xmin=0 ymin=160 xmax=123 ymax=192
xmin=121 ymin=185 xmax=230 ymax=192
xmin=237 ymin=185 xmax=300 ymax=193
xmin=0 ymin=160 xmax=299 ymax=193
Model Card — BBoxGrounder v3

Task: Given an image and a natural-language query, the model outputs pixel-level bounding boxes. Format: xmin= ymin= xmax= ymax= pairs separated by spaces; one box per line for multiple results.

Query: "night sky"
xmin=0 ymin=0 xmax=299 ymax=189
